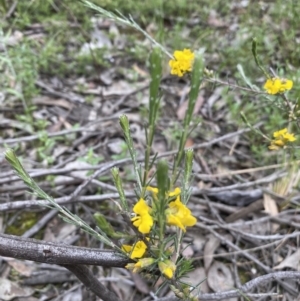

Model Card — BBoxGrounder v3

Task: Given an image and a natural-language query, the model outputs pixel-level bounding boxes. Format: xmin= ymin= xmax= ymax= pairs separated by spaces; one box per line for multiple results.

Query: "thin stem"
xmin=5 ymin=149 xmax=118 ymax=249
xmin=82 ymin=1 xmax=173 ymax=58
xmin=171 ymin=52 xmax=203 ymax=188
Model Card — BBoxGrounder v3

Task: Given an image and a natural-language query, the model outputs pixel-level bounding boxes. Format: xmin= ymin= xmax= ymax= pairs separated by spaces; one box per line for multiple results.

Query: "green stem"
xmin=141 ymin=47 xmax=162 ymax=197
xmin=251 ymin=38 xmax=270 ymax=79
xmin=171 ymin=52 xmax=204 ymax=188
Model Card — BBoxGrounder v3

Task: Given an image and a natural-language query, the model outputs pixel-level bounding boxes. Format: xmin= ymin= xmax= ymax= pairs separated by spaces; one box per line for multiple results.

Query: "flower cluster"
xmin=125 ymin=256 xmax=177 ymax=278
xmin=124 ymin=243 xmax=177 ymax=278
xmin=269 ymin=128 xmax=296 ymax=150
xmin=165 ymin=188 xmax=197 ymax=231
xmin=123 ymin=238 xmax=177 ymax=278
xmin=264 ymin=77 xmax=293 ymax=95
xmin=123 ymin=239 xmax=152 ymax=273
xmin=169 ymin=49 xmax=195 ymax=77
xmin=133 ymin=186 xmax=197 ymax=233
xmin=123 ymin=187 xmax=197 ymax=279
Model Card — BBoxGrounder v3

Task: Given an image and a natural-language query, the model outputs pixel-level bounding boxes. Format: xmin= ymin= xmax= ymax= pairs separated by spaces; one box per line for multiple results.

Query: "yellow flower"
xmin=158 ymin=260 xmax=176 ymax=279
xmin=169 ymin=49 xmax=195 ymax=77
xmin=147 ymin=186 xmax=197 ymax=231
xmin=131 ymin=198 xmax=153 ymax=234
xmin=168 ymin=187 xmax=181 ymax=200
xmin=165 ymin=188 xmax=197 ymax=231
xmin=269 ymin=128 xmax=296 ymax=150
xmin=135 ymin=257 xmax=155 ymax=268
xmin=146 ymin=186 xmax=159 ymax=195
xmin=125 ymin=257 xmax=155 ymax=273
xmin=264 ymin=77 xmax=293 ymax=95
xmin=122 ymin=240 xmax=147 ymax=259
xmin=125 ymin=263 xmax=140 ymax=273
xmin=147 ymin=186 xmax=180 ymax=201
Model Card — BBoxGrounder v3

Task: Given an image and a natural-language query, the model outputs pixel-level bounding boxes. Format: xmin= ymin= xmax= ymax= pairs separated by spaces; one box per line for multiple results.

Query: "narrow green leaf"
xmin=149 ymin=47 xmax=162 ymax=125
xmin=185 ymin=51 xmax=204 ymax=127
xmin=156 ymin=160 xmax=169 ymax=208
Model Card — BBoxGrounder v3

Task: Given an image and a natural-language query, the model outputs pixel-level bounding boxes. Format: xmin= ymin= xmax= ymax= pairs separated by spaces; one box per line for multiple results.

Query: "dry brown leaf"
xmin=80 ymin=28 xmax=112 ymax=55
xmin=55 ymin=223 xmax=77 ymax=242
xmin=130 ymin=272 xmax=150 ymax=294
xmin=61 ymin=286 xmax=82 ymax=301
xmin=108 ymin=139 xmax=126 ymax=154
xmin=0 ymin=278 xmax=33 ymax=301
xmin=185 ymin=267 xmax=209 ymax=293
xmin=103 ymin=80 xmax=137 ymax=96
xmin=4 ymin=258 xmax=35 ymax=277
xmin=185 ymin=137 xmax=194 ymax=148
xmin=197 ymin=180 xmax=212 ymax=190
xmin=189 ymin=233 xmax=206 ymax=252
xmin=182 ymin=243 xmax=194 ymax=258
xmin=0 ymin=31 xmax=23 ymax=49
xmin=176 ymin=95 xmax=204 ymax=120
xmin=32 ymin=96 xmax=74 ymax=110
xmin=0 ymin=216 xmax=3 ymax=233
xmin=207 ymin=261 xmax=236 ymax=301
xmin=204 ymin=234 xmax=220 ymax=270
xmin=207 ymin=11 xmax=228 ymax=28
xmin=263 ymin=193 xmax=279 ymax=232
xmin=263 ymin=194 xmax=279 ymax=215
xmin=133 ymin=64 xmax=148 ymax=77
xmin=110 ymin=268 xmax=135 ymax=299
xmin=274 ymin=249 xmax=300 ymax=271
xmin=176 ymin=100 xmax=188 ymax=120
xmin=206 ymin=86 xmax=223 ymax=109
xmin=18 ymin=297 xmax=39 ymax=301
xmin=152 ymin=139 xmax=167 ymax=154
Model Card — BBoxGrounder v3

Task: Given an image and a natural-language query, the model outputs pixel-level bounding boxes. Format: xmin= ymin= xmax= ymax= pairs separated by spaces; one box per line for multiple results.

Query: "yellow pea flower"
xmin=122 ymin=240 xmax=147 ymax=259
xmin=169 ymin=49 xmax=195 ymax=77
xmin=168 ymin=187 xmax=181 ymax=200
xmin=166 ymin=199 xmax=197 ymax=231
xmin=269 ymin=128 xmax=296 ymax=150
xmin=264 ymin=77 xmax=293 ymax=95
xmin=147 ymin=186 xmax=197 ymax=231
xmin=125 ymin=262 xmax=140 ymax=273
xmin=165 ymin=188 xmax=197 ymax=231
xmin=146 ymin=186 xmax=159 ymax=195
xmin=131 ymin=198 xmax=153 ymax=234
xmin=125 ymin=257 xmax=155 ymax=273
xmin=158 ymin=260 xmax=176 ymax=279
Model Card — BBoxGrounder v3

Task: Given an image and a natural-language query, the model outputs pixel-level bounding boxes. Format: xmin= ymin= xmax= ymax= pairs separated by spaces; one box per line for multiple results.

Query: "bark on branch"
xmin=158 ymin=271 xmax=300 ymax=301
xmin=62 ymin=264 xmax=122 ymax=301
xmin=0 ymin=233 xmax=130 ymax=301
xmin=0 ymin=233 xmax=130 ymax=267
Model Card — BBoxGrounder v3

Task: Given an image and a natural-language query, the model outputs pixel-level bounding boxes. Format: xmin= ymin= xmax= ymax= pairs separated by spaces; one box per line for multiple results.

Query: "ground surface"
xmin=1 ymin=1 xmax=300 ymax=300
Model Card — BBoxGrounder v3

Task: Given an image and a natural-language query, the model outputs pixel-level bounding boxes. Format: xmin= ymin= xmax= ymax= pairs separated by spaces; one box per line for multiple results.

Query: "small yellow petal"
xmin=158 ymin=260 xmax=176 ymax=279
xmin=121 ymin=245 xmax=132 ymax=253
xmin=146 ymin=186 xmax=159 ymax=195
xmin=130 ymin=241 xmax=147 ymax=259
xmin=133 ymin=198 xmax=150 ymax=214
xmin=166 ymin=214 xmax=186 ymax=231
xmin=136 ymin=258 xmax=155 ymax=268
xmin=168 ymin=187 xmax=181 ymax=198
xmin=122 ymin=240 xmax=147 ymax=259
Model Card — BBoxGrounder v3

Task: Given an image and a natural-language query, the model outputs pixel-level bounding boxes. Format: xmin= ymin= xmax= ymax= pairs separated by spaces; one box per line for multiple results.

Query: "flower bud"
xmin=158 ymin=259 xmax=176 ymax=279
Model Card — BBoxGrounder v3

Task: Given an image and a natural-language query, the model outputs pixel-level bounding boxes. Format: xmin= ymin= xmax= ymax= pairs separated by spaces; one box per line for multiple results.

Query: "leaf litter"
xmin=1 ymin=1 xmax=300 ymax=300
